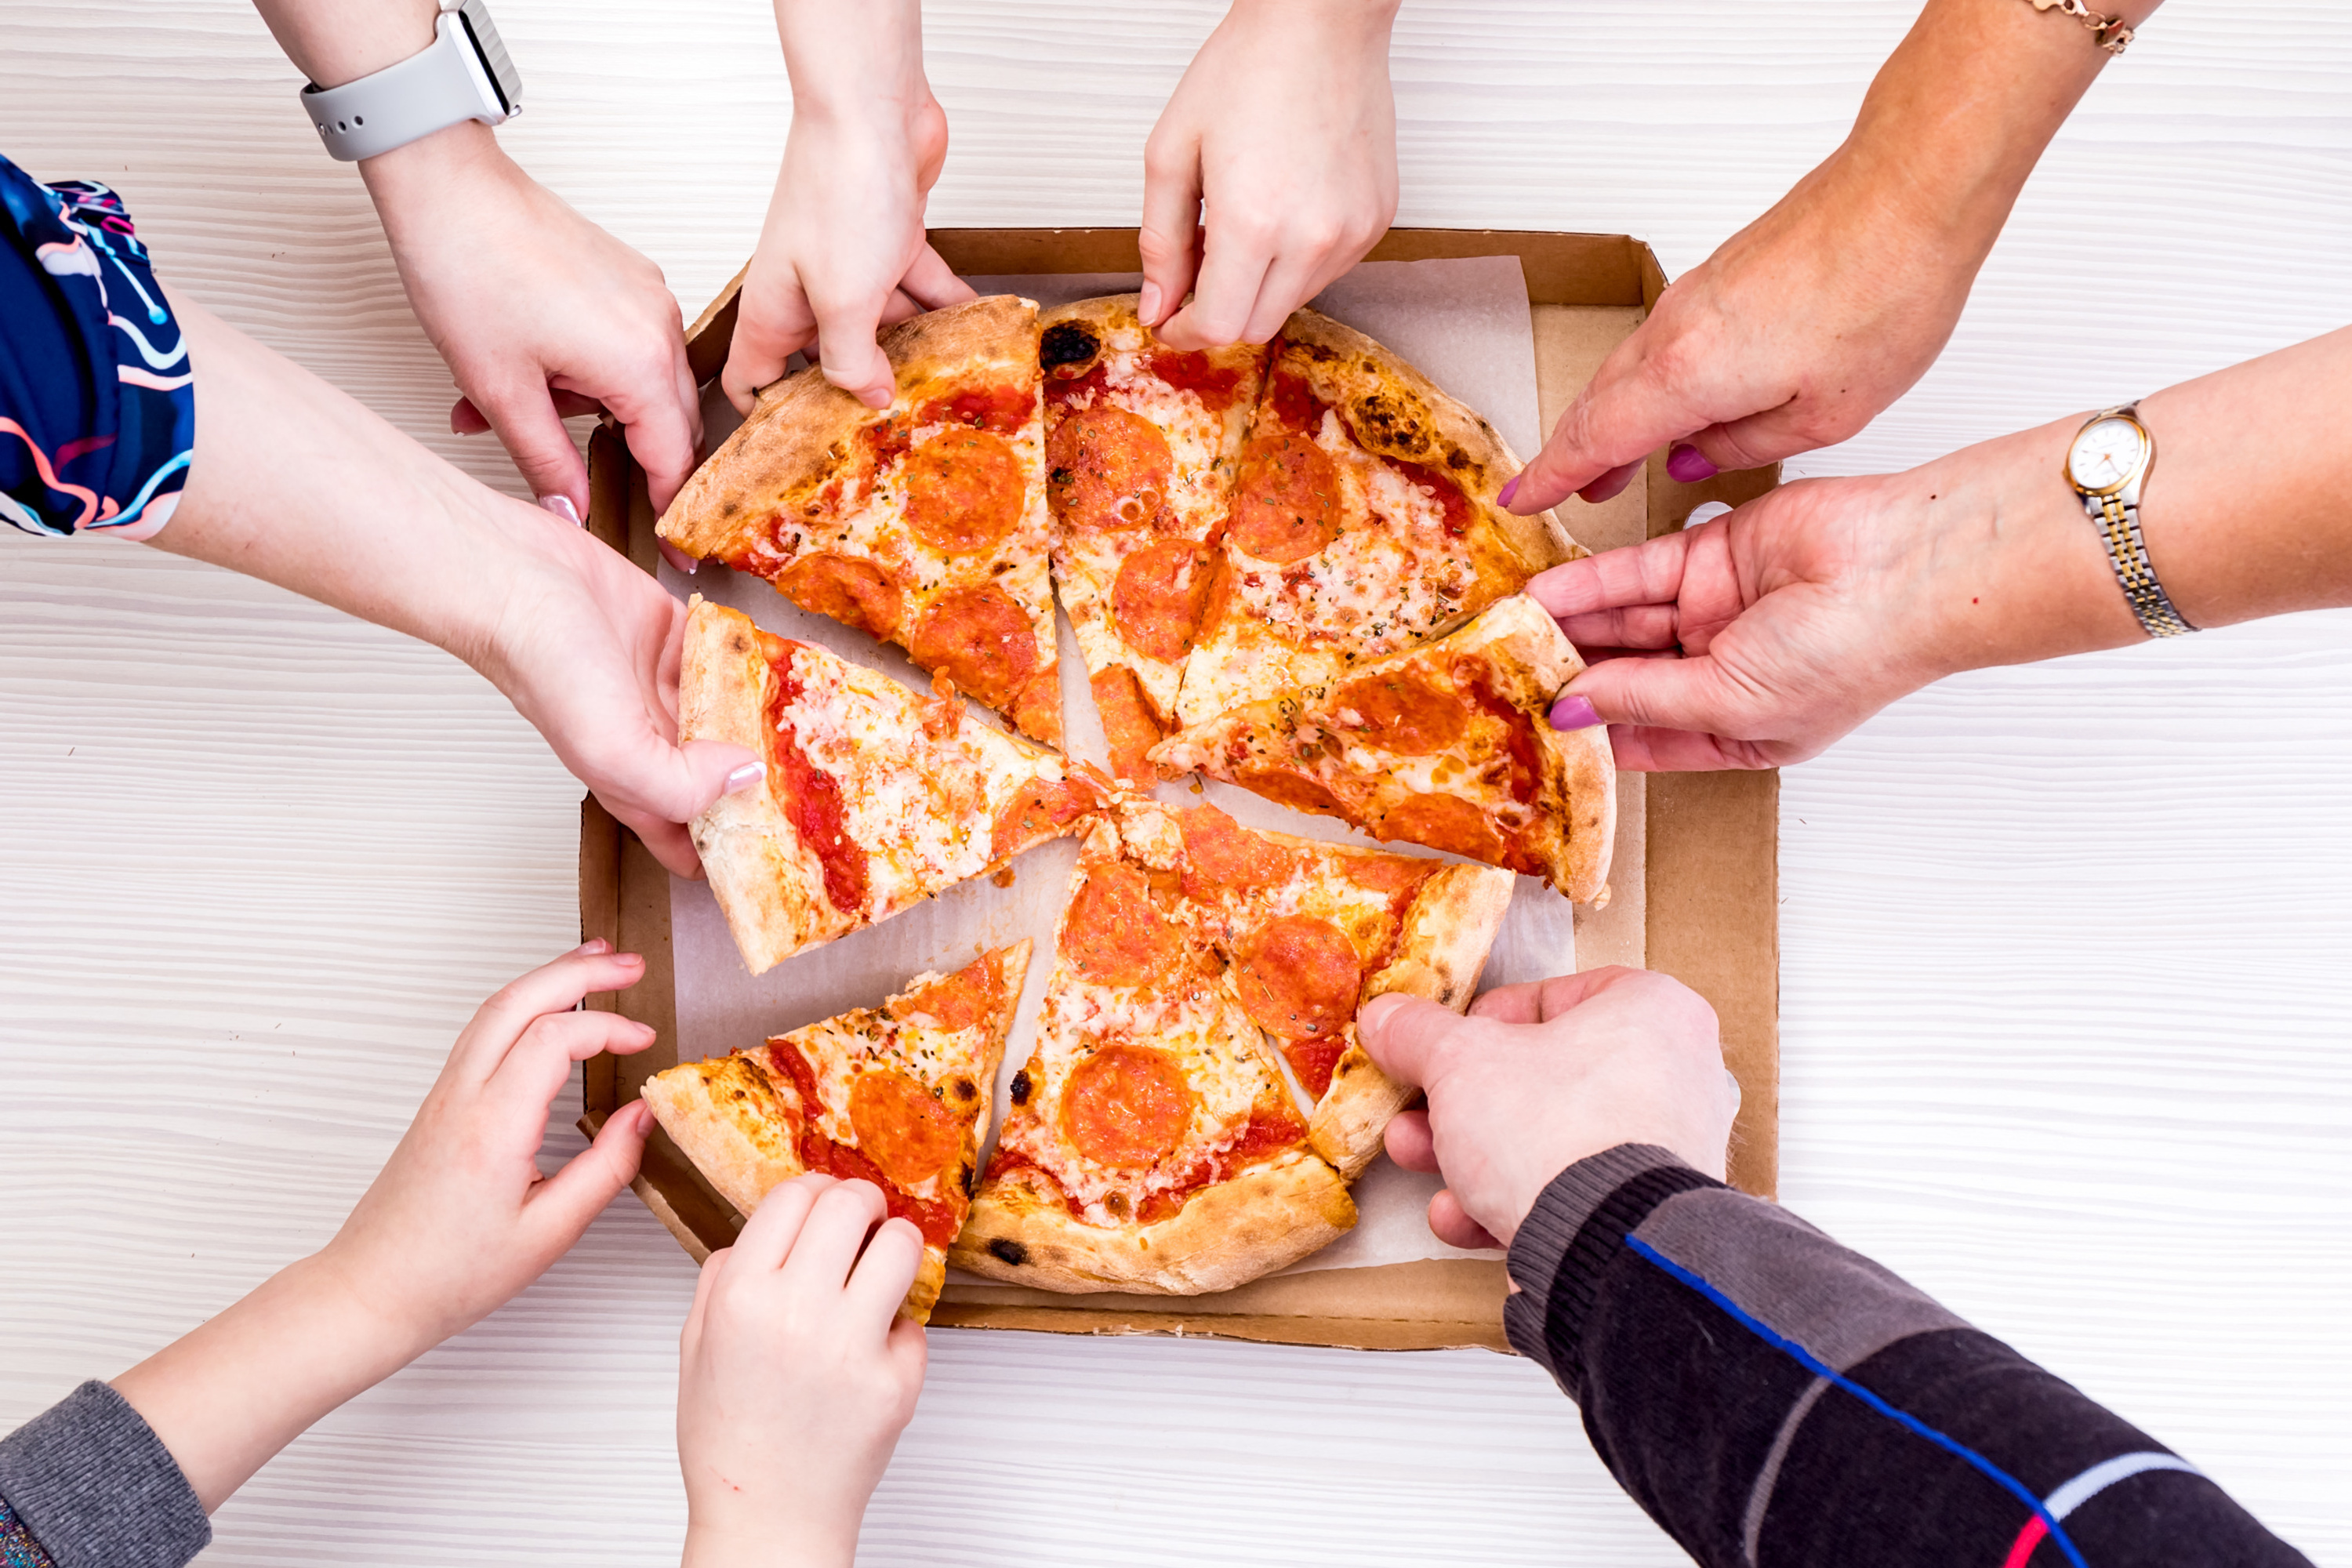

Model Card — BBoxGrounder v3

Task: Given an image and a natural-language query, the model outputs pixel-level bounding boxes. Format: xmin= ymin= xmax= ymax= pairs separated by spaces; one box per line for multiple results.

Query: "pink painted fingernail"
xmin=1549 ymin=694 xmax=1602 ymax=731
xmin=659 ymin=539 xmax=700 ymax=575
xmin=1497 ymin=475 xmax=1521 ymax=508
xmin=576 ymin=938 xmax=610 ymax=955
xmin=1666 ymin=445 xmax=1718 ymax=485
xmin=539 ymin=494 xmax=584 ymax=526
xmin=724 ymin=760 xmax=766 ymax=793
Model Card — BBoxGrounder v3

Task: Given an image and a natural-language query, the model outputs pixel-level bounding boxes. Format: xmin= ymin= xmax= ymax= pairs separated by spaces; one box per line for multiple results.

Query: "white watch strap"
xmin=300 ymin=11 xmax=511 ymax=163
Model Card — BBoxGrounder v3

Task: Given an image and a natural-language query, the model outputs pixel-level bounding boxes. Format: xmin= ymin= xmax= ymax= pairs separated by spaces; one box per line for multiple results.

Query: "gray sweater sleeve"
xmin=0 ymin=1381 xmax=210 ymax=1568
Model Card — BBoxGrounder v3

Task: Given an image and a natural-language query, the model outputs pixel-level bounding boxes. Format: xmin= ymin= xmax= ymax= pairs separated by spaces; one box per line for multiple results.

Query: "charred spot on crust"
xmin=1009 ymin=1069 xmax=1033 ymax=1106
xmin=1040 ymin=321 xmax=1099 ymax=373
xmin=961 ymin=1160 xmax=978 ymax=1196
xmin=987 ymin=1236 xmax=1029 ymax=1267
xmin=1445 ymin=445 xmax=1472 ymax=470
xmin=1351 ymin=392 xmax=1428 ymax=453
xmin=950 ymin=1076 xmax=979 ymax=1102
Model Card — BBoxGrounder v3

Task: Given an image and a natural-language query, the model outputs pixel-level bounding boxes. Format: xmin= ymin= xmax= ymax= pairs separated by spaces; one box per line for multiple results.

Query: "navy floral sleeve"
xmin=2 ymin=154 xmax=196 ymax=538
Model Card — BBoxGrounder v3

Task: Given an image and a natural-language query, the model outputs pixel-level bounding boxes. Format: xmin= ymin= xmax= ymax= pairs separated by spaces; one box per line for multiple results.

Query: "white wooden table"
xmin=3 ymin=3 xmax=2347 ymax=1563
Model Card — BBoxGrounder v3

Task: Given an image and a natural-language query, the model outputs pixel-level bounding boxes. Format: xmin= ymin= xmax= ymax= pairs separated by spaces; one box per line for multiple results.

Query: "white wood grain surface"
xmin=3 ymin=2 xmax=2348 ymax=1564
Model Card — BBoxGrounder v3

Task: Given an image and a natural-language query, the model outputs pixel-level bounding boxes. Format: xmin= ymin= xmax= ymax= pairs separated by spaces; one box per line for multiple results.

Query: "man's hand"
xmin=677 ymin=1175 xmax=927 ymax=1568
xmin=318 ymin=942 xmax=659 ymax=1352
xmin=362 ymin=124 xmax=702 ymax=514
xmin=1357 ymin=968 xmax=1737 ymax=1249
xmin=723 ymin=0 xmax=976 ymax=416
xmin=1141 ymin=0 xmax=1399 ymax=350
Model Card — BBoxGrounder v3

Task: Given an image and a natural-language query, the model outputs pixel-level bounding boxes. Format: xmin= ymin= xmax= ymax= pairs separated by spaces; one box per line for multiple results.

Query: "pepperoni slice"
xmin=1061 ymin=1044 xmax=1196 ymax=1169
xmin=1286 ymin=1040 xmax=1348 ymax=1101
xmin=916 ymin=383 xmax=1031 ymax=437
xmin=779 ymin=553 xmax=903 ymax=640
xmin=1236 ymin=767 xmax=1347 ymax=818
xmin=1378 ymin=792 xmax=1507 ymax=864
xmin=1047 ymin=405 xmax=1174 ymax=532
xmin=1229 ymin=430 xmax=1341 ymax=564
xmin=1011 ymin=663 xmax=1064 ymax=748
xmin=908 ymin=585 xmax=1038 ymax=712
xmin=1060 ymin=861 xmax=1185 ymax=985
xmin=1232 ymin=916 xmax=1361 ymax=1040
xmin=764 ymin=655 xmax=868 ymax=915
xmin=1330 ymin=670 xmax=1467 ymax=756
xmin=989 ymin=775 xmax=1100 ymax=862
xmin=1092 ymin=666 xmax=1168 ymax=786
xmin=1112 ymin=540 xmax=1214 ymax=662
xmin=1174 ymin=804 xmax=1299 ymax=896
xmin=903 ymin=430 xmax=1025 ymax=554
xmin=890 ymin=949 xmax=1004 ymax=1031
xmin=1342 ymin=851 xmax=1438 ymax=898
xmin=849 ymin=1069 xmax=962 ymax=1189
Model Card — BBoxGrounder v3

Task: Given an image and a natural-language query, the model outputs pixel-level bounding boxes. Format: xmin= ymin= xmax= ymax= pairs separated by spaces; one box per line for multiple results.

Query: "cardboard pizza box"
xmin=577 ymin=227 xmax=1779 ymax=1353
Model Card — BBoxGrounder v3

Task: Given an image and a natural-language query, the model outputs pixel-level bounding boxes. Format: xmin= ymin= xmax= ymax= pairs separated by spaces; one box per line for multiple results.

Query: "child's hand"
xmin=1141 ymin=0 xmax=1400 ymax=350
xmin=314 ymin=942 xmax=659 ymax=1355
xmin=677 ymin=1175 xmax=927 ymax=1568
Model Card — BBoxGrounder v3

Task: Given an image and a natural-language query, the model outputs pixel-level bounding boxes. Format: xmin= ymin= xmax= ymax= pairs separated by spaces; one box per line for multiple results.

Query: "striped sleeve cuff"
xmin=0 ymin=1381 xmax=210 ymax=1568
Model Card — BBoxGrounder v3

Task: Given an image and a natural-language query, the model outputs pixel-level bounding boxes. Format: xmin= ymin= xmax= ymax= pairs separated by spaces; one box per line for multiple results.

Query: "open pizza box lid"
xmin=579 ymin=227 xmax=1779 ymax=1352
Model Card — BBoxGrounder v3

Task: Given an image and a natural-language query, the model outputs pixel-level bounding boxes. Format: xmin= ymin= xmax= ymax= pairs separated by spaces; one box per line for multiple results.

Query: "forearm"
xmin=107 ymin=1253 xmax=423 ymax=1513
xmin=1509 ymin=1145 xmax=2309 ymax=1567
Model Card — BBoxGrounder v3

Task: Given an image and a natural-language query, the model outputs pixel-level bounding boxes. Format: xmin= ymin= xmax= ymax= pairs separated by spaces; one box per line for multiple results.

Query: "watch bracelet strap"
xmin=301 ymin=15 xmax=500 ymax=163
xmin=2088 ymin=492 xmax=2197 ymax=637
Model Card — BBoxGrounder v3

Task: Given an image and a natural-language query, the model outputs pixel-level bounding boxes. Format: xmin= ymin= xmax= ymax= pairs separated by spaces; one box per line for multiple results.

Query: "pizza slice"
xmin=659 ymin=295 xmax=1065 ymax=746
xmin=1152 ymin=593 xmax=1617 ymax=902
xmin=1036 ymin=296 xmax=1271 ymax=783
xmin=681 ymin=596 xmax=1106 ymax=973
xmin=949 ymin=810 xmax=1356 ymax=1294
xmin=640 ymin=942 xmax=1032 ymax=1323
xmin=1162 ymin=802 xmax=1513 ymax=1178
xmin=1173 ymin=307 xmax=1584 ymax=731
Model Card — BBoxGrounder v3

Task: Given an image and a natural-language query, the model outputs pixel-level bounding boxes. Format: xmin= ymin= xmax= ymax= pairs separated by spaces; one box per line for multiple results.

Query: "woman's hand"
xmin=677 ymin=1176 xmax=927 ymax=1568
xmin=1141 ymin=0 xmax=1400 ymax=349
xmin=1358 ymin=967 xmax=1738 ymax=1249
xmin=362 ymin=124 xmax=702 ymax=515
xmin=723 ymin=0 xmax=976 ymax=416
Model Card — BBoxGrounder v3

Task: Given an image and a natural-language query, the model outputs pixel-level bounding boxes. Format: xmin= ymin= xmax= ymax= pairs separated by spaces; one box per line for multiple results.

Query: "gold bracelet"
xmin=2027 ymin=0 xmax=2136 ymax=54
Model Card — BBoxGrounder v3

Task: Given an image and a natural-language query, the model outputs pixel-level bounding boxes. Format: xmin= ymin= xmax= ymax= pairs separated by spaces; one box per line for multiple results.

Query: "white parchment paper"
xmin=663 ymin=258 xmax=1558 ymax=1275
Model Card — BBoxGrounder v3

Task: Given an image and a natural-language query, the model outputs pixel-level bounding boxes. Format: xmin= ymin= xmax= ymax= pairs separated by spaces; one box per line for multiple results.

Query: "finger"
xmin=521 ymin=1098 xmax=653 ymax=1255
xmin=1577 ymin=459 xmax=1644 ymax=506
xmin=1604 ymin=723 xmax=1779 ymax=773
xmin=1465 ymin=967 xmax=1645 ymax=1026
xmin=808 ymin=290 xmax=898 ymax=411
xmin=778 ymin=1179 xmax=891 ymax=1295
xmin=1428 ymin=1188 xmax=1504 ymax=1251
xmin=843 ymin=1216 xmax=925 ymax=1331
xmin=681 ymin=1242 xmax=731 ymax=1360
xmin=474 ymin=379 xmax=593 ymax=520
xmin=1685 ymin=396 xmax=1852 ymax=476
xmin=884 ymin=1309 xmax=928 ymax=1384
xmin=1239 ymin=250 xmax=1325 ymax=347
xmin=1355 ymin=994 xmax=1468 ymax=1091
xmin=599 ymin=343 xmax=704 ymax=515
xmin=583 ymin=734 xmax=763 ymax=880
xmin=720 ymin=287 xmax=817 ymax=417
xmin=1157 ymin=228 xmax=1274 ymax=352
xmin=1552 ymin=603 xmax=1686 ymax=652
xmin=1525 ymin=532 xmax=1694 ymax=622
xmin=455 ymin=947 xmax=648 ymax=1079
xmin=1382 ymin=1108 xmax=1437 ymax=1174
xmin=731 ymin=1172 xmax=833 ymax=1274
xmin=492 ymin=1008 xmax=658 ymax=1109
xmin=452 ymin=397 xmax=492 ymax=435
xmin=899 ymin=246 xmax=978 ymax=313
xmin=1565 ymin=654 xmax=1765 ymax=745
xmin=1137 ymin=134 xmax=1205 ymax=329
xmin=1508 ymin=337 xmax=1704 ymax=514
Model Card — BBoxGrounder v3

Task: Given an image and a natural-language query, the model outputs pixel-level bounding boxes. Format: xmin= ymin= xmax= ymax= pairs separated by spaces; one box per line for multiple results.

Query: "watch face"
xmin=2068 ymin=416 xmax=2146 ymax=493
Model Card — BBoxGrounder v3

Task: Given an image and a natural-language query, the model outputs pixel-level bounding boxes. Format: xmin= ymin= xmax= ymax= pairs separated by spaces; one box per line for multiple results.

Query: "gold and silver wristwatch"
xmin=2064 ymin=403 xmax=2196 ymax=638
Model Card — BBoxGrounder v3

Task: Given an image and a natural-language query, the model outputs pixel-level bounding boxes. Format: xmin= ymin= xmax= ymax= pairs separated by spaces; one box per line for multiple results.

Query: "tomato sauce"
xmin=1138 ymin=1106 xmax=1306 ymax=1224
xmin=917 ymin=383 xmax=1032 ymax=437
xmin=1265 ymin=367 xmax=1328 ymax=433
xmin=1388 ymin=457 xmax=1477 ymax=539
xmin=764 ymin=649 xmax=869 ymax=916
xmin=764 ymin=1041 xmax=964 ymax=1246
xmin=1149 ymin=348 xmax=1243 ymax=411
xmin=1453 ymin=655 xmax=1541 ymax=806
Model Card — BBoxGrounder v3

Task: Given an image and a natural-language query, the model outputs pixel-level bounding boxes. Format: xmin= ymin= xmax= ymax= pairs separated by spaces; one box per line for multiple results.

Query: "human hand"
xmin=1526 ymin=419 xmax=2140 ymax=770
xmin=722 ymin=0 xmax=975 ymax=416
xmin=1357 ymin=967 xmax=1737 ymax=1250
xmin=315 ymin=942 xmax=659 ymax=1356
xmin=361 ymin=123 xmax=702 ymax=513
xmin=1141 ymin=0 xmax=1399 ymax=349
xmin=677 ymin=1175 xmax=927 ymax=1568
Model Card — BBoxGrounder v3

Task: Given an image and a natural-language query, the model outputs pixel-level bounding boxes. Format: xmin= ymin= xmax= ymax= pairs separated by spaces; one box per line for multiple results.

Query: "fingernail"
xmin=724 ymin=760 xmax=766 ymax=793
xmin=1138 ymin=282 xmax=1162 ymax=323
xmin=576 ymin=938 xmax=610 ymax=955
xmin=659 ymin=539 xmax=700 ymax=575
xmin=1496 ymin=475 xmax=1521 ymax=509
xmin=1666 ymin=445 xmax=1718 ymax=485
xmin=1549 ymin=694 xmax=1602 ymax=731
xmin=860 ymin=386 xmax=894 ymax=412
xmin=539 ymin=494 xmax=584 ymax=527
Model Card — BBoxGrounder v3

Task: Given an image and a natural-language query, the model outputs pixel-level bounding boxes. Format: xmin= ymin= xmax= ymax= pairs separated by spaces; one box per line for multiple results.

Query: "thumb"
xmin=1565 ymin=652 xmax=1760 ymax=740
xmin=815 ymin=327 xmax=895 ymax=412
xmin=477 ymin=379 xmax=593 ymax=518
xmin=1356 ymin=994 xmax=1469 ymax=1091
xmin=525 ymin=1098 xmax=652 ymax=1253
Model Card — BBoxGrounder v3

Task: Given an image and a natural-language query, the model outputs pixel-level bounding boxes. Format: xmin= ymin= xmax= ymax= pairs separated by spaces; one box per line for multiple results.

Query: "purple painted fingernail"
xmin=1497 ymin=475 xmax=1522 ymax=509
xmin=1666 ymin=445 xmax=1718 ymax=485
xmin=724 ymin=760 xmax=766 ymax=793
xmin=539 ymin=494 xmax=584 ymax=526
xmin=1549 ymin=694 xmax=1602 ymax=731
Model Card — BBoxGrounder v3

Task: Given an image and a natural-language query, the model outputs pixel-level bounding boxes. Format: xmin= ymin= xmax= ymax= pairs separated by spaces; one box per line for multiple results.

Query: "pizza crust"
xmin=948 ymin=1148 xmax=1356 ymax=1295
xmin=640 ymin=1051 xmax=806 ymax=1218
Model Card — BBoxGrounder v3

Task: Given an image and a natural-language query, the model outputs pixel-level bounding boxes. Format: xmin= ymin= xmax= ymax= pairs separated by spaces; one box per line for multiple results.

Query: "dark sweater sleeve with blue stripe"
xmin=1505 ymin=1145 xmax=2313 ymax=1568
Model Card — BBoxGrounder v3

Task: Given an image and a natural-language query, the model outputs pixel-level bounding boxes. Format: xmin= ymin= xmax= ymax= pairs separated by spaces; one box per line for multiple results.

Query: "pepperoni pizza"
xmin=1153 ymin=593 xmax=1615 ymax=902
xmin=641 ymin=942 xmax=1031 ymax=1323
xmin=948 ymin=800 xmax=1509 ymax=1294
xmin=659 ymin=295 xmax=1065 ymax=746
xmin=1036 ymin=296 xmax=1271 ymax=784
xmin=680 ymin=597 xmax=1105 ymax=974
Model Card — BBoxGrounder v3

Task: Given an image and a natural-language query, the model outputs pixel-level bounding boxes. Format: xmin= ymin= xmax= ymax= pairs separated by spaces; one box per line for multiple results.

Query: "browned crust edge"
xmin=1468 ymin=593 xmax=1615 ymax=902
xmin=948 ymin=1149 xmax=1356 ymax=1295
xmin=640 ymin=1052 xmax=805 ymax=1218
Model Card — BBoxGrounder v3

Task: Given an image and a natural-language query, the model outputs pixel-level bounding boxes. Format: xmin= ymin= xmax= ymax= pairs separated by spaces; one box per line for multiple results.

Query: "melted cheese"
xmin=780 ymin=1005 xmax=990 ymax=1207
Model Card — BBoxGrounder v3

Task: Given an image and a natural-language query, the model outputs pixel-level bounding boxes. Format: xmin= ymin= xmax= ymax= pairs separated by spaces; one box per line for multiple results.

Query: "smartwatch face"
xmin=2068 ymin=416 xmax=2147 ymax=494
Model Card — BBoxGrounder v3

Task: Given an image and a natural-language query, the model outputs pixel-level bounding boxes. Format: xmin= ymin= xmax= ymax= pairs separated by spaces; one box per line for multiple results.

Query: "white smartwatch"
xmin=299 ymin=0 xmax=521 ymax=163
